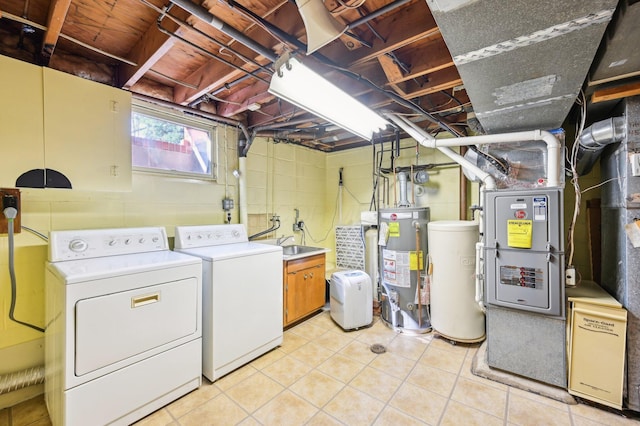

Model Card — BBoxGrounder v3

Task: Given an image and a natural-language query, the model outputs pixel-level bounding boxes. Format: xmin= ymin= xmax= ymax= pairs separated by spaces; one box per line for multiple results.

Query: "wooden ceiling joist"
xmin=42 ymin=0 xmax=72 ymax=57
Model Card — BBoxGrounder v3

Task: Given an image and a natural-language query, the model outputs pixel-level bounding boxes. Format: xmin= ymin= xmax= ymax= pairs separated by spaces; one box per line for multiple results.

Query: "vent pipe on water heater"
xmin=397 ymin=172 xmax=411 ymax=207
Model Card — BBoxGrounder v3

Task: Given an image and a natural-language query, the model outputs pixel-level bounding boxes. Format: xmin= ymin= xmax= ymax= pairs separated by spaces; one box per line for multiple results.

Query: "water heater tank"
xmin=428 ymin=221 xmax=485 ymax=342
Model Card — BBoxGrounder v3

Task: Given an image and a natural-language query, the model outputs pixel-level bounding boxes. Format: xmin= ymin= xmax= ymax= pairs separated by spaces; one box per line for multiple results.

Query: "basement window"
xmin=131 ymin=101 xmax=217 ymax=179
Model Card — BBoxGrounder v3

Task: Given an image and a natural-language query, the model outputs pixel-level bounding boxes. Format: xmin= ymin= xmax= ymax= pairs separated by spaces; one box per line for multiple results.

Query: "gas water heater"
xmin=379 ymin=206 xmax=431 ymax=333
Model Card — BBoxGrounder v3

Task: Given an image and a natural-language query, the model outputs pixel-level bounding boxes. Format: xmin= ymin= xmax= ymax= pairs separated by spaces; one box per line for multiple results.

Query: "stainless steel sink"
xmin=280 ymin=245 xmax=329 ymax=260
xmin=281 ymin=245 xmax=324 ymax=256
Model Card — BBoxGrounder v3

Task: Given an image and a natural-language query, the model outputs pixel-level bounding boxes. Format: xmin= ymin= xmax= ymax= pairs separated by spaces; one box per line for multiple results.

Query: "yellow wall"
xmin=1 ymin=115 xmax=597 ymax=390
xmin=0 ymin=125 xmax=239 ymax=355
xmin=323 ymin=140 xmax=478 ymax=267
xmin=245 ymin=138 xmax=327 ymax=244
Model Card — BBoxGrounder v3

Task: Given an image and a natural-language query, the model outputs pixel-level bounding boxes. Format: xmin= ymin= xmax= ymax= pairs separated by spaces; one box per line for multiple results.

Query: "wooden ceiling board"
xmin=0 ymin=0 xmax=485 ymax=151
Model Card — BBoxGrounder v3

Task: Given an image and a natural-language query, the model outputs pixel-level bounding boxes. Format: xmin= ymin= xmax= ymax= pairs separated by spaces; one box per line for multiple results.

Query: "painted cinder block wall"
xmin=0 ymin=120 xmax=598 ymax=409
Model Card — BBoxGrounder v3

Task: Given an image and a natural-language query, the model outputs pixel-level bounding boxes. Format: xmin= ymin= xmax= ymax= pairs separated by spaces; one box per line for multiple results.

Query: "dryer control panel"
xmin=174 ymin=224 xmax=248 ymax=248
xmin=49 ymin=227 xmax=168 ymax=261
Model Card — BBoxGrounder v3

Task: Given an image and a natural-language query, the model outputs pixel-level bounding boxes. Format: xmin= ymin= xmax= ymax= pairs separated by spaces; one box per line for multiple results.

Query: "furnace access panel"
xmin=484 ymin=188 xmax=565 ymax=317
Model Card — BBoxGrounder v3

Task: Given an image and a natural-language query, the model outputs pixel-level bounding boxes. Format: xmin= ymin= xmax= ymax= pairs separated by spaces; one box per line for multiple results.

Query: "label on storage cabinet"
xmin=577 ymin=316 xmax=622 ymax=337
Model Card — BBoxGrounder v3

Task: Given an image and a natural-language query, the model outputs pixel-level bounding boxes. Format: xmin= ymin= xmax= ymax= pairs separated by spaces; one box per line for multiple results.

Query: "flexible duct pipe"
xmin=0 ymin=366 xmax=44 ymax=395
xmin=576 ymin=116 xmax=626 ymax=175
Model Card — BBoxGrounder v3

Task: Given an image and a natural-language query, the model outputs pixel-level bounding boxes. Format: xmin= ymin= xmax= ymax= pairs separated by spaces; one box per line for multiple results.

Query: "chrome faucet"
xmin=277 ymin=235 xmax=295 ymax=246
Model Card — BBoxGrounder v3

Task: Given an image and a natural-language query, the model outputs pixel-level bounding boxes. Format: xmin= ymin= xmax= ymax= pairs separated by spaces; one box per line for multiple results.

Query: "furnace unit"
xmin=484 ymin=187 xmax=567 ymax=387
xmin=484 ymin=188 xmax=565 ymax=317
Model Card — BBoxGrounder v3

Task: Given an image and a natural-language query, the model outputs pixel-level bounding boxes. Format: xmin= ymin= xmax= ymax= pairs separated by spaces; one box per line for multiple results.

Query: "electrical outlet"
xmin=631 ymin=153 xmax=640 ymax=177
xmin=0 ymin=188 xmax=21 ymax=234
xmin=565 ymin=267 xmax=576 ymax=286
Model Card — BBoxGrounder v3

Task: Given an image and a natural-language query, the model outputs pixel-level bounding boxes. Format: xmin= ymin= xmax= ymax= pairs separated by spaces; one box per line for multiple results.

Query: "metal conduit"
xmin=218 ymin=1 xmax=461 ymax=137
xmin=169 ymin=0 xmax=277 ymax=62
xmin=155 ymin=20 xmax=270 ymax=85
xmin=171 ymin=0 xmax=460 ymax=149
xmin=346 ymin=0 xmax=413 ymax=31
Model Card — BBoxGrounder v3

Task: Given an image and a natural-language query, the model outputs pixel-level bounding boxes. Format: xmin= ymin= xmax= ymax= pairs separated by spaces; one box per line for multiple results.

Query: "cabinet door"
xmin=0 ymin=55 xmax=45 ymax=187
xmin=285 ymin=270 xmax=310 ymax=325
xmin=284 ymin=261 xmax=326 ymax=325
xmin=43 ymin=68 xmax=132 ymax=191
xmin=307 ymin=263 xmax=326 ymax=312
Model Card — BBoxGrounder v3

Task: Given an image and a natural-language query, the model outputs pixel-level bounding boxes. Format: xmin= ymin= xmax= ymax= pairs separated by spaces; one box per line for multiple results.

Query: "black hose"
xmin=5 ymin=210 xmax=44 ymax=333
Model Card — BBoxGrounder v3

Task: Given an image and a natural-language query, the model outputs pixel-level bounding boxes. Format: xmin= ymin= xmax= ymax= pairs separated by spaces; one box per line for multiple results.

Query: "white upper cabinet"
xmin=43 ymin=68 xmax=132 ymax=192
xmin=0 ymin=55 xmax=45 ymax=188
xmin=0 ymin=54 xmax=132 ymax=191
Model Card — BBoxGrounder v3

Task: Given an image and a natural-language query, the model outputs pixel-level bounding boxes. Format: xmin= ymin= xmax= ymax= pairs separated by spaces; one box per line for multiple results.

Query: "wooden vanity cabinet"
xmin=283 ymin=253 xmax=326 ymax=326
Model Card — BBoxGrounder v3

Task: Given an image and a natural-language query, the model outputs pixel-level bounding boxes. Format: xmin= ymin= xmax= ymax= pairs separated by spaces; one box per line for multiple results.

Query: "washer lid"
xmin=176 ymin=241 xmax=282 ymax=261
xmin=47 ymin=250 xmax=201 ymax=284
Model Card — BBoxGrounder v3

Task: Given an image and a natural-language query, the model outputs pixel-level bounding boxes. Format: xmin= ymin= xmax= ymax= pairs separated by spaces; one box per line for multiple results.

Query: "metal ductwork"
xmin=575 ymin=116 xmax=626 ymax=175
xmin=426 ymin=0 xmax=618 ymax=133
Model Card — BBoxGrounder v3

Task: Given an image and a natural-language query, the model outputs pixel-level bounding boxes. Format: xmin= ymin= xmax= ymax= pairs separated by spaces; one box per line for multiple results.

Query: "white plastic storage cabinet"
xmin=567 ymin=281 xmax=627 ymax=409
xmin=330 ymin=270 xmax=372 ymax=330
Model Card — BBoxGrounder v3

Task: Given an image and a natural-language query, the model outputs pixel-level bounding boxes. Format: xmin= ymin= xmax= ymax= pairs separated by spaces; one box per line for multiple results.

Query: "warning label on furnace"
xmin=507 ymin=220 xmax=533 ymax=248
xmin=382 ymin=249 xmax=411 ymax=288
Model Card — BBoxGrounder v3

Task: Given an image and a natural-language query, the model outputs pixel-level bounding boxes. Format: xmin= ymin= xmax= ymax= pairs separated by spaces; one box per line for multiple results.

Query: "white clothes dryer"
xmin=174 ymin=224 xmax=283 ymax=382
xmin=45 ymin=227 xmax=202 ymax=426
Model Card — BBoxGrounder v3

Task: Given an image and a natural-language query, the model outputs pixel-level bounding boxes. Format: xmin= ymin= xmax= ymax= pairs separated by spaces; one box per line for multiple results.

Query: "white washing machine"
xmin=174 ymin=224 xmax=283 ymax=382
xmin=45 ymin=227 xmax=202 ymax=426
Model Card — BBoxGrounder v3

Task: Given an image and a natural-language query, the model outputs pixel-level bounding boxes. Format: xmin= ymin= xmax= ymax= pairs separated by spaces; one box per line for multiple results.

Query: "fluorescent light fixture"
xmin=268 ymin=55 xmax=388 ymax=141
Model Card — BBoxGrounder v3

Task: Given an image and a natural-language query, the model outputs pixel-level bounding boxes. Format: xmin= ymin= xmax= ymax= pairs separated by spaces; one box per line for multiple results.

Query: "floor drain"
xmin=370 ymin=343 xmax=386 ymax=354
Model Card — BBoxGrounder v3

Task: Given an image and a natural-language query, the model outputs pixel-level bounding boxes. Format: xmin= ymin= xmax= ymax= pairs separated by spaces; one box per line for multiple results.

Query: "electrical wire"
xmin=343 ymin=183 xmax=369 ymax=205
xmin=581 ymin=176 xmax=623 ymax=194
xmin=304 ymin=189 xmax=341 ymax=244
xmin=566 ymin=90 xmax=587 ymax=267
xmin=4 ymin=209 xmax=45 ymax=333
xmin=21 ymin=226 xmax=48 ymax=241
xmin=335 ymin=0 xmax=367 ymax=10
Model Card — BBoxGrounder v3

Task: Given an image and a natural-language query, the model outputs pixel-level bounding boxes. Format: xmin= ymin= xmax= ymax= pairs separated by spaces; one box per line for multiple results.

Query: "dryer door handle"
xmin=131 ymin=293 xmax=161 ymax=308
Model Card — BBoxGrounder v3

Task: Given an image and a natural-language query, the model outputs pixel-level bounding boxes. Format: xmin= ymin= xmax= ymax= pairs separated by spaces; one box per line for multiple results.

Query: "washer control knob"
xmin=139 ymin=238 xmax=145 ymax=244
xmin=232 ymin=230 xmax=240 ymax=238
xmin=108 ymin=240 xmax=117 ymax=246
xmin=69 ymin=239 xmax=88 ymax=252
xmin=152 ymin=236 xmax=159 ymax=243
xmin=124 ymin=238 xmax=131 ymax=245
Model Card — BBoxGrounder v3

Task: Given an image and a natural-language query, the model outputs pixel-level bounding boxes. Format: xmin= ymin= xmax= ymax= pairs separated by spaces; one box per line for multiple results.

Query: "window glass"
xmin=131 ymin=102 xmax=216 ymax=179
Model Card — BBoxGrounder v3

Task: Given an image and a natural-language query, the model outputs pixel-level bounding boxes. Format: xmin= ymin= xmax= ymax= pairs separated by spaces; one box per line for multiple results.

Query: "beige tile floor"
xmin=2 ymin=310 xmax=639 ymax=426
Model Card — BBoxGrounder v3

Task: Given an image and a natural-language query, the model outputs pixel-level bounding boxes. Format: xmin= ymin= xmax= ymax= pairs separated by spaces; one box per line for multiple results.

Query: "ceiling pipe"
xmin=174 ymin=0 xmax=459 ymax=150
xmin=255 ymin=130 xmax=319 ymax=140
xmin=346 ymin=0 xmax=412 ymax=31
xmin=132 ymin=93 xmax=250 ymax=142
xmin=386 ymin=114 xmax=496 ymax=190
xmin=386 ymin=113 xmax=564 ymax=189
xmin=156 ymin=21 xmax=270 ymax=85
xmin=169 ymin=0 xmax=277 ymax=62
xmin=222 ymin=0 xmax=460 ymax=136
